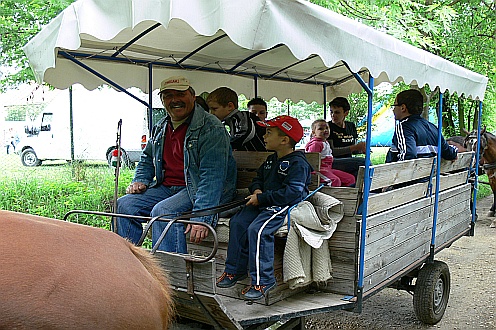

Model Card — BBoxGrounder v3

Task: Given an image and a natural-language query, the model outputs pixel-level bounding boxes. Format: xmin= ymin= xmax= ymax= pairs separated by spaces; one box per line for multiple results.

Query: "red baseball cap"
xmin=257 ymin=115 xmax=304 ymax=143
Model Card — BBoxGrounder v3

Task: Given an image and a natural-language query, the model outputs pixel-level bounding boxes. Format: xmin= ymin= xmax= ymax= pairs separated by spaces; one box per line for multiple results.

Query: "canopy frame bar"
xmin=111 ymin=23 xmax=162 ymax=57
xmin=58 ymin=50 xmax=344 ymax=87
xmin=177 ymin=34 xmax=228 ymax=65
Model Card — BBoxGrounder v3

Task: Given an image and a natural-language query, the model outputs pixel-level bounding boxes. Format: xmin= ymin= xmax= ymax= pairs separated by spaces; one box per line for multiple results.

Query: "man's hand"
xmin=185 ymin=224 xmax=209 ymax=244
xmin=126 ymin=182 xmax=147 ymax=194
xmin=246 ymin=189 xmax=262 ymax=206
xmin=351 ymin=141 xmax=366 ymax=154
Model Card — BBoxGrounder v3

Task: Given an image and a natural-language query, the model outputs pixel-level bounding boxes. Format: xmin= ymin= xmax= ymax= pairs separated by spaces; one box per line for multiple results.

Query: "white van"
xmin=16 ymin=85 xmax=149 ymax=167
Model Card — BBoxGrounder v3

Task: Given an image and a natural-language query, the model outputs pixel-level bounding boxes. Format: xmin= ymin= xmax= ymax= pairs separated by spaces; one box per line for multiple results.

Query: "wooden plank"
xmin=358 ymin=153 xmax=472 ymax=192
xmin=331 ymin=248 xmax=357 ymax=264
xmin=329 ymin=231 xmax=357 ymax=250
xmin=233 ymin=151 xmax=272 ymax=169
xmin=359 ymin=157 xmax=436 ymax=191
xmin=365 ymin=196 xmax=469 ymax=246
xmin=366 ymin=181 xmax=428 ymax=216
xmin=154 ymin=252 xmax=216 ymax=293
xmin=435 ymin=210 xmax=471 ymax=238
xmin=366 ymin=196 xmax=431 ymax=229
xmin=436 ymin=184 xmax=471 ymax=214
xmin=367 ymin=177 xmax=466 ymax=216
xmin=435 ymin=217 xmax=471 ymax=247
xmin=364 ymin=199 xmax=469 ymax=262
xmin=439 ymin=151 xmax=474 ymax=173
xmin=217 ymin=291 xmax=354 ymax=327
xmin=305 ymin=152 xmax=321 ymax=171
xmin=174 ymin=290 xmax=242 ymax=330
xmin=436 ymin=199 xmax=470 ymax=225
xmin=364 ymin=230 xmax=431 ymax=278
xmin=320 ymin=186 xmax=360 ymax=200
xmin=438 ymin=170 xmax=469 ymax=190
xmin=363 ymin=240 xmax=430 ymax=292
xmin=320 ymin=186 xmax=360 ymax=216
xmin=324 ymin=277 xmax=355 ymax=295
xmin=364 ymin=215 xmax=432 ymax=261
xmin=330 ymin=261 xmax=356 ymax=280
xmin=334 ymin=215 xmax=359 ymax=233
xmin=363 ymin=208 xmax=469 ymax=283
xmin=365 ymin=206 xmax=432 ymax=245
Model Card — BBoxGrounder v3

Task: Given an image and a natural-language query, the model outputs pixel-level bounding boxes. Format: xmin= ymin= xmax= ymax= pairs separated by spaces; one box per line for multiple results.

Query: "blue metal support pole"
xmin=471 ymin=101 xmax=483 ymax=225
xmin=355 ymin=73 xmax=373 ymax=312
xmin=429 ymin=92 xmax=443 ymax=262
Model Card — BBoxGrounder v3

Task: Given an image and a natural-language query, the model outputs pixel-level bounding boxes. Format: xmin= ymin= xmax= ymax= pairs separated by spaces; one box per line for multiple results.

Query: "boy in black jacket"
xmin=207 ymin=87 xmax=265 ymax=151
xmin=216 ymin=115 xmax=312 ymax=301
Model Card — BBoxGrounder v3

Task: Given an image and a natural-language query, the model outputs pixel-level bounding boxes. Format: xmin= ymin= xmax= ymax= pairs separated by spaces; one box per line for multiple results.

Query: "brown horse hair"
xmin=127 ymin=241 xmax=176 ymax=328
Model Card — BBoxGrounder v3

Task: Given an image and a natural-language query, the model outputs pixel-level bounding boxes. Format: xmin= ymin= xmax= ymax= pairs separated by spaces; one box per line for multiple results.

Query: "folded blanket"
xmin=283 ymin=192 xmax=343 ymax=289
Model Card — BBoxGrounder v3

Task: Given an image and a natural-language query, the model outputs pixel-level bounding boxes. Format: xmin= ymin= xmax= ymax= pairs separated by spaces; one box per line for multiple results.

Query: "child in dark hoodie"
xmin=305 ymin=119 xmax=355 ymax=187
xmin=216 ymin=115 xmax=312 ymax=301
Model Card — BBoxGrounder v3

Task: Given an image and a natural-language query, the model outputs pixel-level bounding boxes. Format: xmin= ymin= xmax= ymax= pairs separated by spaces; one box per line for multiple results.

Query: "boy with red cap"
xmin=216 ymin=115 xmax=312 ymax=301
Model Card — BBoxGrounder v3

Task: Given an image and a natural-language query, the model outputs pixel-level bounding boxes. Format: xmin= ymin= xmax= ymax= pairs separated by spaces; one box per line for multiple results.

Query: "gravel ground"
xmin=306 ymin=195 xmax=496 ymax=330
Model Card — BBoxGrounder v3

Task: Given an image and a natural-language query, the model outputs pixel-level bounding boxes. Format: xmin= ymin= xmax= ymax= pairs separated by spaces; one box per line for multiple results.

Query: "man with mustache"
xmin=115 ymin=76 xmax=237 ymax=253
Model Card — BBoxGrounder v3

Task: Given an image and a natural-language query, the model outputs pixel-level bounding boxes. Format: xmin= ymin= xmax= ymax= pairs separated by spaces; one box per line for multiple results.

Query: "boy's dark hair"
xmin=329 ymin=97 xmax=350 ymax=112
xmin=247 ymin=97 xmax=267 ymax=109
xmin=396 ymin=89 xmax=424 ymax=115
xmin=207 ymin=87 xmax=238 ymax=109
xmin=195 ymin=96 xmax=209 ymax=112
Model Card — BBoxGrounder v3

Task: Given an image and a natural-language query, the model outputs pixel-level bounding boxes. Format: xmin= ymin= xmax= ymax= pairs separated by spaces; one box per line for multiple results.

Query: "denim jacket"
xmin=133 ymin=105 xmax=237 ymax=225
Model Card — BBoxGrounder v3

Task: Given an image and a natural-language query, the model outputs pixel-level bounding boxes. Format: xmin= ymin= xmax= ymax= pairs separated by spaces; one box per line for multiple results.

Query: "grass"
xmin=0 ymin=154 xmax=134 ymax=229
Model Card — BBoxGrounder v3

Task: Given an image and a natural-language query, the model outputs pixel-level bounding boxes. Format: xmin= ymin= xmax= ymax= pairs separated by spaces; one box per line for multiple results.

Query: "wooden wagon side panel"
xmin=154 ymin=252 xmax=216 ymax=293
xmin=322 ymin=186 xmax=361 ymax=296
xmin=361 ymin=183 xmax=472 ymax=293
xmin=434 ymin=183 xmax=472 ymax=247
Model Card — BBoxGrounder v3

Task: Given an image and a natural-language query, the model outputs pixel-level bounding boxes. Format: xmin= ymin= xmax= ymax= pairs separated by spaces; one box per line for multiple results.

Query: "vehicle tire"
xmin=413 ymin=260 xmax=450 ymax=325
xmin=21 ymin=148 xmax=42 ymax=167
xmin=106 ymin=148 xmax=131 ymax=169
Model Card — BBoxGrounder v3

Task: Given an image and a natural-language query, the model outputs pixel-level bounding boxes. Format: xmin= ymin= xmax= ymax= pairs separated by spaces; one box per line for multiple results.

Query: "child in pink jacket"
xmin=305 ymin=119 xmax=355 ymax=187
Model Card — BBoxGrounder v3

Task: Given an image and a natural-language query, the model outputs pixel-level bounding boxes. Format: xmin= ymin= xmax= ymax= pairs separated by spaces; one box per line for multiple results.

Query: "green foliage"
xmin=0 ymin=0 xmax=75 ymax=88
xmin=4 ymin=103 xmax=46 ymax=121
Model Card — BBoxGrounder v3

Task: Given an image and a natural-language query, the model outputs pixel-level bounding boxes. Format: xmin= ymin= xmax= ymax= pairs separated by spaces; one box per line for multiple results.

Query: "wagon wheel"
xmin=413 ymin=260 xmax=450 ymax=325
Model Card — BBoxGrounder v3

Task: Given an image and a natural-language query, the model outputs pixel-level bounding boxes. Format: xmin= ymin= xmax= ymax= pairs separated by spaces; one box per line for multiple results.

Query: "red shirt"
xmin=162 ymin=122 xmax=188 ymax=186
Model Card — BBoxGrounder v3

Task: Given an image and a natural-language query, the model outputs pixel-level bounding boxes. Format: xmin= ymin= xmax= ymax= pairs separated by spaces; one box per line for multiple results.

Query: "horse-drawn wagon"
xmin=24 ymin=0 xmax=488 ymax=329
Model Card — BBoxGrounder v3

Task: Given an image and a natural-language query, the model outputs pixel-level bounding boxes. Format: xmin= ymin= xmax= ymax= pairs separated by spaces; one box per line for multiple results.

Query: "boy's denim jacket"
xmin=132 ymin=105 xmax=237 ymax=225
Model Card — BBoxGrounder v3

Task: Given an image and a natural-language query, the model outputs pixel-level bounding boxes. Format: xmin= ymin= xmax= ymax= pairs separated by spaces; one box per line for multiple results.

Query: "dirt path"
xmin=307 ymin=196 xmax=496 ymax=330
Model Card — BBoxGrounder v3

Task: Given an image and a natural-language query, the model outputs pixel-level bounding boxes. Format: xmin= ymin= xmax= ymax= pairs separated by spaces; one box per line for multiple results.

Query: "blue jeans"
xmin=224 ymin=205 xmax=288 ymax=286
xmin=116 ymin=185 xmax=193 ymax=253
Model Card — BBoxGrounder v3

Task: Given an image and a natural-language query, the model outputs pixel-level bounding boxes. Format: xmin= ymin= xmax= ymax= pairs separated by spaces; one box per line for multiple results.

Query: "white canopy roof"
xmin=23 ymin=0 xmax=488 ymax=102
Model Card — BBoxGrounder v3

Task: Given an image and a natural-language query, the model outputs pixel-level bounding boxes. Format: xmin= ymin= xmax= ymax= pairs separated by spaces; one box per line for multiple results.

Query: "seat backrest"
xmin=233 ymin=151 xmax=321 ymax=189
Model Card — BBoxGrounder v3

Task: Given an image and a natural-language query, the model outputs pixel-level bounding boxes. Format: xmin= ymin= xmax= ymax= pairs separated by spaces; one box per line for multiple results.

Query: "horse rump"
xmin=0 ymin=210 xmax=174 ymax=329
